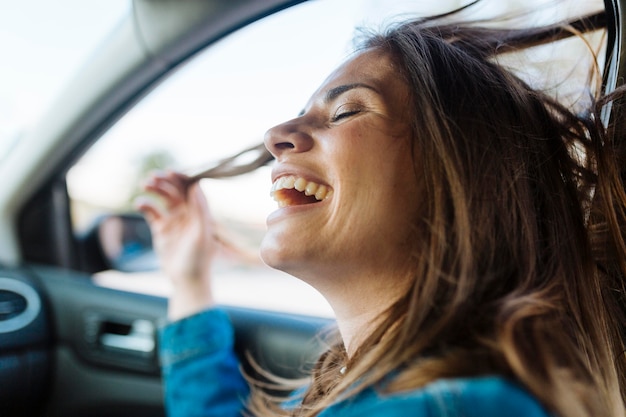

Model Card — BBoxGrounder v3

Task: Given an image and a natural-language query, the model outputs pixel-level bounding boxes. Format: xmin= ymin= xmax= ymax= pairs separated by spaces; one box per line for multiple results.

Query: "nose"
xmin=264 ymin=117 xmax=313 ymax=159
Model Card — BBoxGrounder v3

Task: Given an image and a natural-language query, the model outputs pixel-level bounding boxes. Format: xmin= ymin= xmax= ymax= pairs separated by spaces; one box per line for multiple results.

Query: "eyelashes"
xmin=331 ymin=110 xmax=361 ymax=122
xmin=330 ymin=103 xmax=362 ymax=122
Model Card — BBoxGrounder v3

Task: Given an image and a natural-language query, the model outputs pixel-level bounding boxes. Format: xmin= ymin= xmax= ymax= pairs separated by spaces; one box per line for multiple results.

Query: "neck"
xmin=333 ymin=304 xmax=387 ymax=357
xmin=310 ymin=269 xmax=412 ymax=357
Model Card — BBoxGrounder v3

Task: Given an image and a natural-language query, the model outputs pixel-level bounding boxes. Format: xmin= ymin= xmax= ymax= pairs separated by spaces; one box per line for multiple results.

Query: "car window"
xmin=66 ymin=0 xmax=604 ymax=318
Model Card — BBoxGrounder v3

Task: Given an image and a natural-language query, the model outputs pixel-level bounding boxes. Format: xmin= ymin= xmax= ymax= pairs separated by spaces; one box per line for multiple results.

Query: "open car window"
xmin=65 ymin=0 xmax=605 ymax=318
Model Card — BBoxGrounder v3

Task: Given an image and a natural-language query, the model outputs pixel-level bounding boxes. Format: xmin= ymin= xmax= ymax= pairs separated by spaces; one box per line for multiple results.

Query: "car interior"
xmin=0 ymin=0 xmax=623 ymax=416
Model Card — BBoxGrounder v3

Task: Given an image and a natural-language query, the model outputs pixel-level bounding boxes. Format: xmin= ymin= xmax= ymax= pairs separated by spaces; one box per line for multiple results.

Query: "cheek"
xmin=370 ymin=149 xmax=421 ymax=231
xmin=330 ymin=128 xmax=417 ymax=206
xmin=334 ymin=156 xmax=419 ymax=238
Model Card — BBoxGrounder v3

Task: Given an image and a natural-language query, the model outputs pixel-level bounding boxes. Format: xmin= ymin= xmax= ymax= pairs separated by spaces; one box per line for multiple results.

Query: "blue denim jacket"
xmin=159 ymin=309 xmax=551 ymax=417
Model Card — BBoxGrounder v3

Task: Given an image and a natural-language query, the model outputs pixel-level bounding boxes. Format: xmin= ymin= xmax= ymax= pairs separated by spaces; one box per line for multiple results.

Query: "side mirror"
xmin=77 ymin=213 xmax=157 ymax=273
xmin=97 ymin=214 xmax=156 ymax=272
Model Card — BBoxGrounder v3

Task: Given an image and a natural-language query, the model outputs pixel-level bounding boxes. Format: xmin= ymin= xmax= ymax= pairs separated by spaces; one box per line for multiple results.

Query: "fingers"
xmin=135 ymin=195 xmax=163 ymax=223
xmin=143 ymin=171 xmax=191 ymax=208
xmin=135 ymin=171 xmax=188 ymax=223
xmin=136 ymin=170 xmax=213 ymax=228
xmin=187 ymin=181 xmax=214 ymax=222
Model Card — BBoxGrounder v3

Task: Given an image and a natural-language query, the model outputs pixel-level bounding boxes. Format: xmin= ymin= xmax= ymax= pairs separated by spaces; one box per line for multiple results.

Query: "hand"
xmin=136 ymin=171 xmax=217 ymax=320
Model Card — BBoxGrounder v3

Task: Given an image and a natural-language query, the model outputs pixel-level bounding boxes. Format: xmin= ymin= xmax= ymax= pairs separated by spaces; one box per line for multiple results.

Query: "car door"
xmin=0 ymin=0 xmax=618 ymax=416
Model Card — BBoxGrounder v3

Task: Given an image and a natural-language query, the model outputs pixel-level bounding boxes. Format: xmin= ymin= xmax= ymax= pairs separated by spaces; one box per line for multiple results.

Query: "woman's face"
xmin=261 ymin=49 xmax=420 ymax=285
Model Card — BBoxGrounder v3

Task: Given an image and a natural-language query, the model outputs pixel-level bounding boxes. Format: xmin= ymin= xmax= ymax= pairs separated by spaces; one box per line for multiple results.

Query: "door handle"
xmin=99 ymin=319 xmax=155 ymax=354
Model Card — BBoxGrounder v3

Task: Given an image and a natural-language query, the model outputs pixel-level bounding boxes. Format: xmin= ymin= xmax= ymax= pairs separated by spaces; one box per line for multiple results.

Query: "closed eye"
xmin=331 ymin=109 xmax=361 ymax=122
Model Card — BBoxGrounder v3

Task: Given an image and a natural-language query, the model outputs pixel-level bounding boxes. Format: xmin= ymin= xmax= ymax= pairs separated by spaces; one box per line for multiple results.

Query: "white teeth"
xmin=314 ymin=184 xmax=328 ymax=200
xmin=270 ymin=175 xmax=333 ymax=205
xmin=304 ymin=182 xmax=318 ymax=196
xmin=294 ymin=177 xmax=307 ymax=192
xmin=283 ymin=176 xmax=295 ymax=189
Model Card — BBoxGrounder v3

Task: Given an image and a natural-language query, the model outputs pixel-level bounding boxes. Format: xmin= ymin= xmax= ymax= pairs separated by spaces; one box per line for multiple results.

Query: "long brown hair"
xmin=248 ymin=6 xmax=626 ymax=417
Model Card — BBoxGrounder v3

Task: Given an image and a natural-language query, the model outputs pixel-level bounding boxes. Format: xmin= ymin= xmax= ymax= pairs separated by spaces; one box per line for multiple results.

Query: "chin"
xmin=259 ymin=234 xmax=287 ymax=271
xmin=259 ymin=234 xmax=307 ymax=277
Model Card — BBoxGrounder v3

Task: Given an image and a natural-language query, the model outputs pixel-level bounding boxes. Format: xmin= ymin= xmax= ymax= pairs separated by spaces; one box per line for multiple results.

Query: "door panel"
xmin=29 ymin=265 xmax=165 ymax=416
xmin=21 ymin=264 xmax=329 ymax=416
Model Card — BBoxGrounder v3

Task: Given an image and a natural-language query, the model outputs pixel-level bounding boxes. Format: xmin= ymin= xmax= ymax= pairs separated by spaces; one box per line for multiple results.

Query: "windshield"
xmin=0 ymin=0 xmax=129 ymax=162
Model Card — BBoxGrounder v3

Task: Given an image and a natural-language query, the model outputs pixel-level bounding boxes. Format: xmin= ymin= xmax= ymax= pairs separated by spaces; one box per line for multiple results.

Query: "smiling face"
xmin=261 ymin=49 xmax=420 ymax=293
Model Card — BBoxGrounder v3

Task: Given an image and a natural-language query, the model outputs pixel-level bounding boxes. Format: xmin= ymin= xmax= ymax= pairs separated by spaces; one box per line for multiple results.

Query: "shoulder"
xmin=322 ymin=376 xmax=551 ymax=417
xmin=418 ymin=377 xmax=550 ymax=417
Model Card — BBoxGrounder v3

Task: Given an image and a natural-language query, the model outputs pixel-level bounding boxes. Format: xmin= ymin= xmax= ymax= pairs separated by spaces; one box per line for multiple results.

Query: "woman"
xmin=138 ymin=5 xmax=626 ymax=417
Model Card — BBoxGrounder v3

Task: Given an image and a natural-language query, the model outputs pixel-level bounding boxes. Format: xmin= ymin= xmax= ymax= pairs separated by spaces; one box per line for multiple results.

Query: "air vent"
xmin=0 ymin=290 xmax=27 ymax=320
xmin=0 ymin=278 xmax=41 ymax=333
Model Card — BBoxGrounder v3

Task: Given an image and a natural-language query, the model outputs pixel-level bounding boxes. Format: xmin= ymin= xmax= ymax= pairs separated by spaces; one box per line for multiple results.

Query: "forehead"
xmin=308 ymin=49 xmax=407 ymax=103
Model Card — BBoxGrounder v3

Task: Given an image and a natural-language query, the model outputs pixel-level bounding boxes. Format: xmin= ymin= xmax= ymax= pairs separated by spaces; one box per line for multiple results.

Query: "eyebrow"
xmin=324 ymin=83 xmax=379 ymax=103
xmin=298 ymin=83 xmax=379 ymax=116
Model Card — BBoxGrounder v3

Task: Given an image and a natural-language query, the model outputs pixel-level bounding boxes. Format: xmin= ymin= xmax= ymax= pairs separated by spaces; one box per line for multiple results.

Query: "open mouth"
xmin=270 ymin=176 xmax=333 ymax=208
